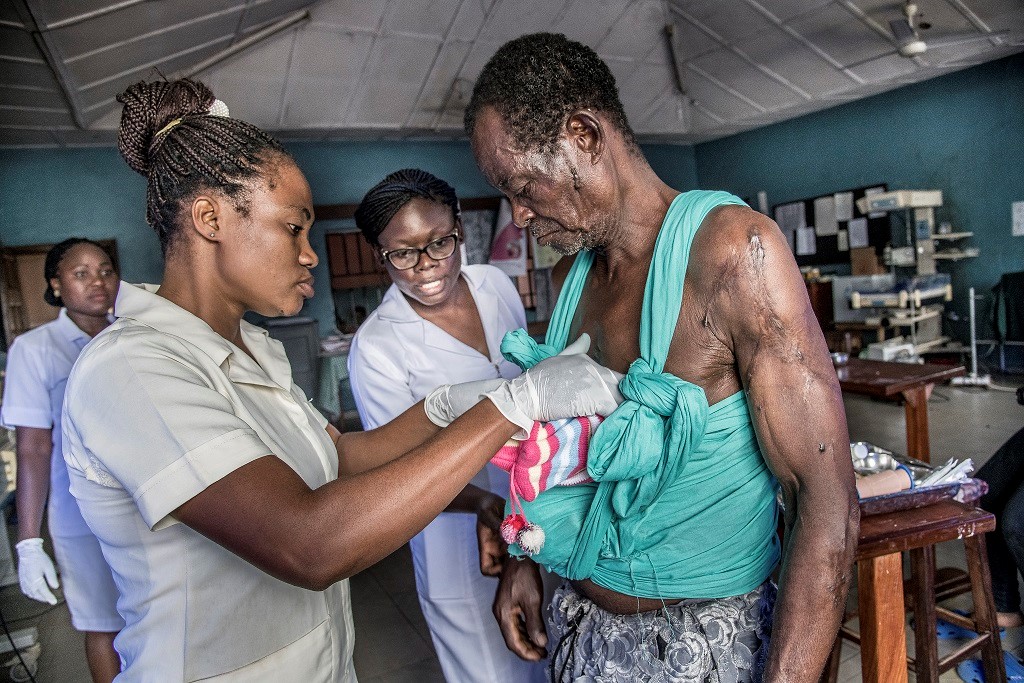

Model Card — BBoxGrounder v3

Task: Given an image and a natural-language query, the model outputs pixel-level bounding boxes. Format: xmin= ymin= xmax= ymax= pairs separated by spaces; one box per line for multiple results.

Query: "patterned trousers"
xmin=548 ymin=580 xmax=776 ymax=682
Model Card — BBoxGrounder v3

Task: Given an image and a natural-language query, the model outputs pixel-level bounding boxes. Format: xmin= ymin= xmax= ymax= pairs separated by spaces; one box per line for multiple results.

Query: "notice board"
xmin=771 ymin=184 xmax=889 ymax=267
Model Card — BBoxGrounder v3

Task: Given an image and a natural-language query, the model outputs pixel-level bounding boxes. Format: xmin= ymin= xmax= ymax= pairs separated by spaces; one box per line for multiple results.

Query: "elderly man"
xmin=465 ymin=33 xmax=859 ymax=682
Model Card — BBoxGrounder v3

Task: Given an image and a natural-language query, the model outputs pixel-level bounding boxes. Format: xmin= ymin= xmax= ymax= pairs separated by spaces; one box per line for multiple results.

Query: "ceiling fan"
xmin=843 ymin=0 xmax=1009 ymax=68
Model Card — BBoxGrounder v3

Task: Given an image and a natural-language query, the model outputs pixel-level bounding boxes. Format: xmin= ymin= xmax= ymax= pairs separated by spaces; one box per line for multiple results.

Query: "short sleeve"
xmin=63 ymin=335 xmax=275 ymax=529
xmin=1 ymin=335 xmax=54 ymax=429
xmin=347 ymin=331 xmax=416 ymax=430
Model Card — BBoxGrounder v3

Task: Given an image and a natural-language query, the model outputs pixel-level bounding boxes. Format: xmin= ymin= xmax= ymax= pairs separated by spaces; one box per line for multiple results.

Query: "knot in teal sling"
xmin=500 ymin=190 xmax=780 ymax=599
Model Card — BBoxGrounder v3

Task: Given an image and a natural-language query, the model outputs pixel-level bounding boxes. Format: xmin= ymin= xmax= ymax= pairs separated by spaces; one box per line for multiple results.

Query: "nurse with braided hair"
xmin=60 ymin=78 xmax=621 ymax=681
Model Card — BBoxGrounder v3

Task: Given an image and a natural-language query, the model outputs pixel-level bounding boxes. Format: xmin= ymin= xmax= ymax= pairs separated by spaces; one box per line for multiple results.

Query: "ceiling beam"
xmin=10 ymin=0 xmax=89 ymax=128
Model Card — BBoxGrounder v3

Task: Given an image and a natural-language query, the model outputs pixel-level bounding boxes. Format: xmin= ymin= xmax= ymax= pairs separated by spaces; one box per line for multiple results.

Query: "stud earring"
xmin=53 ymin=289 xmax=60 ymax=297
xmin=209 ymin=232 xmax=216 ymax=238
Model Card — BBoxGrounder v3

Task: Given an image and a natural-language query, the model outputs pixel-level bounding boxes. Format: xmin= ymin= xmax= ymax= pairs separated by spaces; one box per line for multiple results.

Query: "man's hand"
xmin=493 ymin=557 xmax=547 ymax=661
xmin=476 ymin=493 xmax=508 ymax=576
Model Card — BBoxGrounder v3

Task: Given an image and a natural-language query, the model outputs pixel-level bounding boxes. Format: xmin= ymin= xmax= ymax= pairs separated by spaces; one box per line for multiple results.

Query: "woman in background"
xmin=1 ymin=238 xmax=122 ymax=682
xmin=348 ymin=169 xmax=547 ymax=682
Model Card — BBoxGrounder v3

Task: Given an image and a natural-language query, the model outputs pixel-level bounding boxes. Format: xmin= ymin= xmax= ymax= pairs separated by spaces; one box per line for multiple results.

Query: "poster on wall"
xmin=488 ymin=199 xmax=527 ymax=277
xmin=461 ymin=207 xmax=497 ymax=265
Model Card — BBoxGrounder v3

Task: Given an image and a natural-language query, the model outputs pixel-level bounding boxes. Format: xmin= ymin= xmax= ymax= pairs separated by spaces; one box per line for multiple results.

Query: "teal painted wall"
xmin=695 ymin=53 xmax=1024 ymax=342
xmin=0 ymin=141 xmax=696 ymax=335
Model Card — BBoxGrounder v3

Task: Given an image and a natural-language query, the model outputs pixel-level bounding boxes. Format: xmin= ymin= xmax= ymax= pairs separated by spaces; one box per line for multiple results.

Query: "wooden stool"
xmin=821 ymin=500 xmax=1006 ymax=683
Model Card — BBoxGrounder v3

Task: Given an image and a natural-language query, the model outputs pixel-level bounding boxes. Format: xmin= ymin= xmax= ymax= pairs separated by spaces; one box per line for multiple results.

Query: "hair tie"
xmin=152 ymin=99 xmax=230 ymax=139
xmin=154 ymin=117 xmax=183 ymax=138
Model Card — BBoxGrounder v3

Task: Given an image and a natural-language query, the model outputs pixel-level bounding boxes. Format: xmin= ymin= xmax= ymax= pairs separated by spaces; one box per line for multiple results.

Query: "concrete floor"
xmin=2 ymin=376 xmax=1022 ymax=682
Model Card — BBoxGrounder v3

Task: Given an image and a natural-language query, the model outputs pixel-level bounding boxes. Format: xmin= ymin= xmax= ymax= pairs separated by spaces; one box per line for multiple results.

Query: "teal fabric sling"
xmin=500 ymin=190 xmax=780 ymax=599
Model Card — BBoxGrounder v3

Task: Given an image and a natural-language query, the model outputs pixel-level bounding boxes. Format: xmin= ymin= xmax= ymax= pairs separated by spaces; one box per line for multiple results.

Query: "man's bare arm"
xmin=710 ymin=207 xmax=859 ymax=681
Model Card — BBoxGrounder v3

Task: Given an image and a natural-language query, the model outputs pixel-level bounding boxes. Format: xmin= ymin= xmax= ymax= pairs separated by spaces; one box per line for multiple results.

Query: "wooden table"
xmin=836 ymin=358 xmax=965 ymax=463
xmin=852 ymin=500 xmax=998 ymax=683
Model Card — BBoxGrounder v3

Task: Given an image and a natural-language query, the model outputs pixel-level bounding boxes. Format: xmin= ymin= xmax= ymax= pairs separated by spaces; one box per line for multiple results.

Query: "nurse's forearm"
xmin=175 ymin=400 xmax=518 ymax=590
xmin=14 ymin=427 xmax=53 ymax=542
xmin=334 ymin=400 xmax=440 ymax=475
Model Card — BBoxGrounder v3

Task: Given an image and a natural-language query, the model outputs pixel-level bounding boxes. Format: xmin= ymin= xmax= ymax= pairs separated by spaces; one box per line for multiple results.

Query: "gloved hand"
xmin=484 ymin=334 xmax=623 ymax=438
xmin=423 ymin=334 xmax=623 ymax=436
xmin=15 ymin=538 xmax=59 ymax=605
xmin=424 ymin=378 xmax=506 ymax=428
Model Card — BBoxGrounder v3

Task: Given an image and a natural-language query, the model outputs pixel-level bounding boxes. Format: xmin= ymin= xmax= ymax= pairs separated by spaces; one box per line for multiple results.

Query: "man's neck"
xmin=593 ymin=164 xmax=679 ymax=280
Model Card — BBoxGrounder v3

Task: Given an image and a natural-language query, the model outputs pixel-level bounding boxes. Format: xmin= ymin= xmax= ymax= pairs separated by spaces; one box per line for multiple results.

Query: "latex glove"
xmin=493 ymin=557 xmax=547 ymax=661
xmin=15 ymin=538 xmax=59 ymax=605
xmin=484 ymin=334 xmax=624 ymax=437
xmin=424 ymin=378 xmax=506 ymax=428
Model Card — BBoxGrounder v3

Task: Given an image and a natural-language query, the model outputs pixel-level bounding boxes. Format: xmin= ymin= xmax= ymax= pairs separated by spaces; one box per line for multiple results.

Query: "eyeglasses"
xmin=379 ymin=231 xmax=460 ymax=270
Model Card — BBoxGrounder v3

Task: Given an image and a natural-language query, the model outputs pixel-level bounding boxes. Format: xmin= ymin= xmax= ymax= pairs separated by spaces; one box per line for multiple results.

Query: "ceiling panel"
xmin=76 ymin=35 xmax=236 ymax=112
xmin=663 ymin=15 xmax=721 ymax=61
xmin=754 ymin=0 xmax=832 ymax=22
xmin=1 ymin=0 xmax=1022 ymax=146
xmin=403 ymin=40 xmax=474 ymax=129
xmin=737 ymin=25 xmax=856 ymax=96
xmin=47 ymin=0 xmax=242 ymax=57
xmin=347 ymin=34 xmax=442 ymax=126
xmin=310 ymin=0 xmax=390 ymax=31
xmin=62 ymin=14 xmax=242 ymax=87
xmin=202 ymin=29 xmax=295 ymax=128
xmin=240 ymin=0 xmax=314 ymax=30
xmin=385 ymin=0 xmax=463 ymax=40
xmin=670 ymin=0 xmax=775 ymax=43
xmin=0 ymin=84 xmax=64 ymax=109
xmin=281 ymin=27 xmax=374 ymax=126
xmin=787 ymin=2 xmax=897 ymax=68
xmin=593 ymin=0 xmax=664 ymax=60
xmin=0 ymin=24 xmax=40 ymax=57
xmin=690 ymin=47 xmax=806 ymax=110
xmin=617 ymin=61 xmax=675 ymax=122
xmin=482 ymin=0 xmax=577 ymax=41
xmin=685 ymin=65 xmax=764 ymax=121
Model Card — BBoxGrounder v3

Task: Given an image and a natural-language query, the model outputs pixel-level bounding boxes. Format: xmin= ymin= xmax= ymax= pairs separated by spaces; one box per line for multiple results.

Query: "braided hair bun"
xmin=117 ymin=80 xmax=214 ymax=176
xmin=115 ymin=78 xmax=290 ymax=254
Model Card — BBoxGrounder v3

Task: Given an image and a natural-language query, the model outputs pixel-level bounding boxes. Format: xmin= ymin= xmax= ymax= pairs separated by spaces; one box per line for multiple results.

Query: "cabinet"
xmin=262 ymin=317 xmax=320 ymax=401
xmin=325 ymin=232 xmax=389 ymax=290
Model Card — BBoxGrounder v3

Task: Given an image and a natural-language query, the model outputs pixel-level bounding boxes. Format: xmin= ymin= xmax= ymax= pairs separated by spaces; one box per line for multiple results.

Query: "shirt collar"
xmin=53 ymin=308 xmax=92 ymax=347
xmin=114 ymin=282 xmax=294 ymax=390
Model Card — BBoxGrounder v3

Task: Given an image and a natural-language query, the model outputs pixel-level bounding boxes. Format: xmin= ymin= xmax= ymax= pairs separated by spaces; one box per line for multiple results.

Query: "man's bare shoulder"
xmin=688 ymin=204 xmax=793 ymax=289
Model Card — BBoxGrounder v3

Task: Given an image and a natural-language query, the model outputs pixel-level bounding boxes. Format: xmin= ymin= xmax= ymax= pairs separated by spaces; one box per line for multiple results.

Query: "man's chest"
xmin=567 ymin=270 xmax=738 ymax=400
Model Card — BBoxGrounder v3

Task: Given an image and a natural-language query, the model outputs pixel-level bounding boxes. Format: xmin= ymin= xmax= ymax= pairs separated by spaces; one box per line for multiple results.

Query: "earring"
xmin=209 ymin=232 xmax=216 ymax=238
xmin=53 ymin=289 xmax=60 ymax=298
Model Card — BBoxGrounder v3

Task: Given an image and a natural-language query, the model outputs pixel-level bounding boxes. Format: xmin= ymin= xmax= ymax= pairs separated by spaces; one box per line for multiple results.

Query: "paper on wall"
xmin=864 ymin=186 xmax=886 ymax=218
xmin=848 ymin=217 xmax=869 ymax=248
xmin=1013 ymin=200 xmax=1024 ymax=237
xmin=774 ymin=202 xmax=806 ymax=233
xmin=814 ymin=196 xmax=838 ymax=236
xmin=796 ymin=227 xmax=817 ymax=255
xmin=837 ymin=229 xmax=849 ymax=252
xmin=488 ymin=198 xmax=527 ymax=277
xmin=834 ymin=192 xmax=854 ymax=222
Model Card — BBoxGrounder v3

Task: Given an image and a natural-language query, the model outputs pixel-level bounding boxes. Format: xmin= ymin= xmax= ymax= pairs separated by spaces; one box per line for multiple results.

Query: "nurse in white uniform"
xmin=348 ymin=169 xmax=546 ymax=682
xmin=2 ymin=238 xmax=123 ymax=683
xmin=60 ymin=78 xmax=620 ymax=682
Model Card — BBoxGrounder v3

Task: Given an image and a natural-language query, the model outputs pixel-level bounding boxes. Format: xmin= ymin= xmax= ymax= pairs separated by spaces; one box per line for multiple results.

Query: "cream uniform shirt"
xmin=62 ymin=283 xmax=355 ymax=682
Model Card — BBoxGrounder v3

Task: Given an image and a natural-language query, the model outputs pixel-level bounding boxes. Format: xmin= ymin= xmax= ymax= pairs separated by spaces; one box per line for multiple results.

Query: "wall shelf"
xmin=931 ymin=232 xmax=973 ymax=240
